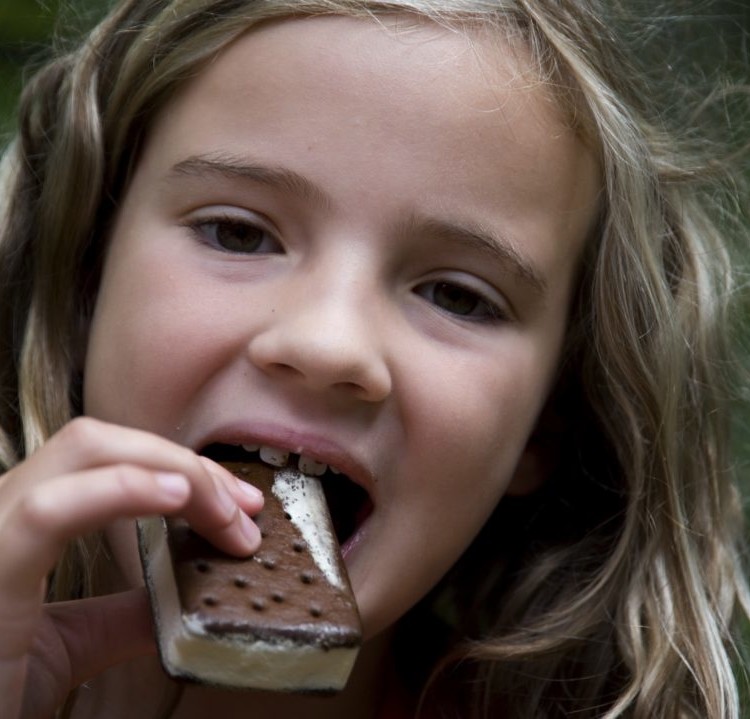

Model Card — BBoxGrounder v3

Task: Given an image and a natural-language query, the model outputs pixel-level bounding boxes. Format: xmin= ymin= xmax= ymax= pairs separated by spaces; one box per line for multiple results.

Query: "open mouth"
xmin=200 ymin=443 xmax=373 ymax=547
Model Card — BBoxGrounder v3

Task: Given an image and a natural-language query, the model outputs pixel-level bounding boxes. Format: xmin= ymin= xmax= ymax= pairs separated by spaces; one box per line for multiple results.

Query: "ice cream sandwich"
xmin=137 ymin=461 xmax=362 ymax=692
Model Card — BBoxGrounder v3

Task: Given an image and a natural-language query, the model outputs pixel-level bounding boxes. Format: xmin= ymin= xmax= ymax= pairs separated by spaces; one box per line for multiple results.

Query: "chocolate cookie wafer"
xmin=137 ymin=461 xmax=362 ymax=692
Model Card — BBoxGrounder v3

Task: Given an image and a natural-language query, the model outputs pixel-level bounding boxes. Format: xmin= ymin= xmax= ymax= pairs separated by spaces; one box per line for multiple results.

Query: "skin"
xmin=0 ymin=14 xmax=600 ymax=719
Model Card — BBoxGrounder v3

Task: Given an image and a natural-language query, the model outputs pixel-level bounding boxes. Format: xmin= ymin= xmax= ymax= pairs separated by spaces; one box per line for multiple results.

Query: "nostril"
xmin=266 ymin=362 xmax=305 ymax=379
xmin=336 ymin=380 xmax=363 ymax=392
xmin=333 ymin=380 xmax=372 ymax=398
xmin=247 ymin=327 xmax=391 ymax=401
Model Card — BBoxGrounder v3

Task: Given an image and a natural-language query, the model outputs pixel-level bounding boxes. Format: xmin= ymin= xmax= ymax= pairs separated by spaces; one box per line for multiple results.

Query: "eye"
xmin=415 ymin=280 xmax=506 ymax=322
xmin=188 ymin=215 xmax=281 ymax=254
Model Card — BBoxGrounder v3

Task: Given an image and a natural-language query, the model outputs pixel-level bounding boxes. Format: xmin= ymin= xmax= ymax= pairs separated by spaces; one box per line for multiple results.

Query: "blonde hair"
xmin=0 ymin=1 xmax=747 ymax=717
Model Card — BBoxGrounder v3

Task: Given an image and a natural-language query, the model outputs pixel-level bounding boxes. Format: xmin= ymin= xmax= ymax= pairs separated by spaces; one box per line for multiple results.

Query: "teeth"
xmin=259 ymin=445 xmax=289 ymax=467
xmin=298 ymin=455 xmax=328 ymax=476
xmin=248 ymin=444 xmax=341 ymax=476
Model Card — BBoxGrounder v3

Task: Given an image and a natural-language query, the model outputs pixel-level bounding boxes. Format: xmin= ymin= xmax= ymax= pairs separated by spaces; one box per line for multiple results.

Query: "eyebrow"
xmin=169 ymin=154 xmax=546 ymax=297
xmin=405 ymin=215 xmax=548 ymax=297
xmin=169 ymin=153 xmax=332 ymax=209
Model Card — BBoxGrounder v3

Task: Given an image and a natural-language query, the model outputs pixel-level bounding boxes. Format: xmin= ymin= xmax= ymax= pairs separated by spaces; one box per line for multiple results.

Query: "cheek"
xmin=381 ymin=343 xmax=558 ymax=578
xmin=405 ymin=340 xmax=553 ymax=469
xmin=395 ymin=328 xmax=566 ymax=519
xmin=82 ymin=244 xmax=233 ymax=430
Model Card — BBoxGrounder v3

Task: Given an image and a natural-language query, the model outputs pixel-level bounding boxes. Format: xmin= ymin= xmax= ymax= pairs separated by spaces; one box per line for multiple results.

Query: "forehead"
xmin=186 ymin=14 xmax=568 ymax=138
xmin=133 ymin=13 xmax=600 ymax=299
xmin=144 ymin=12 xmax=597 ymax=201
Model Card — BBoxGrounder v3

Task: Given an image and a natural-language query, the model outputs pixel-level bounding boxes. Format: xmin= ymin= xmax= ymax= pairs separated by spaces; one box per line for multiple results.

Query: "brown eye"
xmin=432 ymin=282 xmax=481 ymax=315
xmin=189 ymin=216 xmax=281 ymax=254
xmin=208 ymin=220 xmax=277 ymax=253
xmin=416 ymin=280 xmax=501 ymax=321
xmin=215 ymin=221 xmax=265 ymax=252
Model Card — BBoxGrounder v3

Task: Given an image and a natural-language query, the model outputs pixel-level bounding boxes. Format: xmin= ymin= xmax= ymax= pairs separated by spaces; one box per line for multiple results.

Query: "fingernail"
xmin=236 ymin=478 xmax=264 ymax=501
xmin=155 ymin=472 xmax=190 ymax=500
xmin=199 ymin=457 xmax=244 ymax=508
xmin=239 ymin=511 xmax=261 ymax=547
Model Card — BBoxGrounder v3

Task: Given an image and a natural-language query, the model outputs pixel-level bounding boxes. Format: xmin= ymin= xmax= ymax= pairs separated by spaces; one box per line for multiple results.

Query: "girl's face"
xmin=84 ymin=16 xmax=599 ymax=640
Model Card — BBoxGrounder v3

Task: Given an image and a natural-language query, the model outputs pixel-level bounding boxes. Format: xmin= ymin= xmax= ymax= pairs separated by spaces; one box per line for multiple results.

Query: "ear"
xmin=506 ymin=399 xmax=566 ymax=497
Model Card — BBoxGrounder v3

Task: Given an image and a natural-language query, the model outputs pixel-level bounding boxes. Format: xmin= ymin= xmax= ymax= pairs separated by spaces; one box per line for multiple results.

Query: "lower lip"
xmin=340 ymin=533 xmax=359 ymax=562
xmin=340 ymin=513 xmax=370 ymax=563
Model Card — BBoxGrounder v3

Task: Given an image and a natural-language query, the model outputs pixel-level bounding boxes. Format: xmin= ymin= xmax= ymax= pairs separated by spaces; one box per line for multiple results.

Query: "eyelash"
xmin=185 ymin=214 xmax=281 ymax=255
xmin=183 ymin=215 xmax=508 ymax=323
xmin=415 ymin=279 xmax=509 ymax=324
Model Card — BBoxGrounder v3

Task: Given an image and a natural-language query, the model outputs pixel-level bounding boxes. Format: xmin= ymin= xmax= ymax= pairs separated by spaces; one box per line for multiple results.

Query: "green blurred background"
xmin=0 ymin=0 xmax=103 ymax=139
xmin=1 ymin=0 xmax=748 ymax=138
xmin=0 ymin=0 xmax=115 ymax=144
xmin=1 ymin=0 xmax=749 ymax=133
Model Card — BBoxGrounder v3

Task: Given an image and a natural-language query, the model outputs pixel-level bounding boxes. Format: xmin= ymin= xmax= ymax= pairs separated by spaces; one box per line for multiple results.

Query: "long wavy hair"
xmin=0 ymin=1 xmax=748 ymax=717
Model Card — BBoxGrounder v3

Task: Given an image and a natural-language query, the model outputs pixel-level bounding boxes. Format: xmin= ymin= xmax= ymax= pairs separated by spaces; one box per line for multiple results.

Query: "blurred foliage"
xmin=0 ymin=0 xmax=110 ymax=141
xmin=0 ymin=0 xmax=747 ymax=137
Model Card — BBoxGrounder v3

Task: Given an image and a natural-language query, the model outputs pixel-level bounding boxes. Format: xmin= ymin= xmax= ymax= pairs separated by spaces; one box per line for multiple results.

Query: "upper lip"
xmin=194 ymin=423 xmax=375 ymax=496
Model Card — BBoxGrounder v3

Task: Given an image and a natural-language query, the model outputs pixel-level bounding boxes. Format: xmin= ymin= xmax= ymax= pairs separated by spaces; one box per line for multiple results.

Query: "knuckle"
xmin=107 ymin=464 xmax=148 ymax=497
xmin=192 ymin=512 xmax=236 ymax=540
xmin=17 ymin=485 xmax=57 ymax=531
xmin=56 ymin=416 xmax=105 ymax=453
xmin=215 ymin=506 xmax=239 ymax=532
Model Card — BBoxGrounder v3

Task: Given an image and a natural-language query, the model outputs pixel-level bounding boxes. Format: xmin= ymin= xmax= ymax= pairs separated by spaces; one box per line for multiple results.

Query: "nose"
xmin=246 ymin=285 xmax=393 ymax=403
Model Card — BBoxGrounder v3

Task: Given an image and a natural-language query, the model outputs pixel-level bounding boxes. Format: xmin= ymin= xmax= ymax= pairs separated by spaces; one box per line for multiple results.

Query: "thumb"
xmin=24 ymin=588 xmax=156 ymax=716
xmin=49 ymin=587 xmax=156 ymax=684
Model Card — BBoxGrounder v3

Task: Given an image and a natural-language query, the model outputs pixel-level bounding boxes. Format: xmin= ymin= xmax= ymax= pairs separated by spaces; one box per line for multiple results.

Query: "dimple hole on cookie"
xmin=292 ymin=540 xmax=306 ymax=553
xmin=262 ymin=557 xmax=276 ymax=570
xmin=309 ymin=606 xmax=322 ymax=618
xmin=300 ymin=571 xmax=315 ymax=585
xmin=271 ymin=591 xmax=285 ymax=603
xmin=233 ymin=577 xmax=250 ymax=589
xmin=203 ymin=596 xmax=219 ymax=607
xmin=251 ymin=598 xmax=266 ymax=611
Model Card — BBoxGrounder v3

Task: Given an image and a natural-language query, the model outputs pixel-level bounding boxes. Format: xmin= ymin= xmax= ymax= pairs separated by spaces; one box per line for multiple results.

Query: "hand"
xmin=0 ymin=417 xmax=264 ymax=719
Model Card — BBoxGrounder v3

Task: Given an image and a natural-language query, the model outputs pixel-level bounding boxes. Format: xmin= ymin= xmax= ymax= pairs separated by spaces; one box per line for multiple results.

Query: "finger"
xmin=0 ymin=468 xmax=186 ymax=719
xmin=4 ymin=418 xmax=260 ymax=557
xmin=162 ymin=459 xmax=263 ymax=557
xmin=41 ymin=588 xmax=155 ymax=686
xmin=16 ymin=417 xmax=204 ymax=483
xmin=164 ymin=457 xmax=262 ymax=556
xmin=0 ymin=466 xmax=191 ymax=611
xmin=200 ymin=456 xmax=265 ymax=514
xmin=21 ymin=589 xmax=155 ymax=719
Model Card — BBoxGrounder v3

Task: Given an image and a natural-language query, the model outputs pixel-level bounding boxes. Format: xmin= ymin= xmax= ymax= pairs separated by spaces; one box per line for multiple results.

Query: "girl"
xmin=1 ymin=1 xmax=748 ymax=717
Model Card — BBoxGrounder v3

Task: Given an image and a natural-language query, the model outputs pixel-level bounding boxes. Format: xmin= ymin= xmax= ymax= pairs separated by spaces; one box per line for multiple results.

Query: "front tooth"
xmin=298 ymin=455 xmax=328 ymax=476
xmin=241 ymin=443 xmax=260 ymax=453
xmin=259 ymin=445 xmax=289 ymax=467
